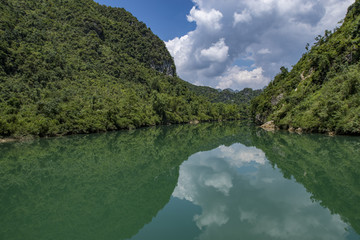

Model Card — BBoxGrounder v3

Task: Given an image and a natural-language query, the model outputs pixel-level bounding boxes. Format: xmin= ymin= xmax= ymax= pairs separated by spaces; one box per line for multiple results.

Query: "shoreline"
xmin=0 ymin=119 xmax=243 ymax=144
xmin=1 ymin=119 xmax=359 ymax=144
xmin=259 ymin=121 xmax=360 ymax=136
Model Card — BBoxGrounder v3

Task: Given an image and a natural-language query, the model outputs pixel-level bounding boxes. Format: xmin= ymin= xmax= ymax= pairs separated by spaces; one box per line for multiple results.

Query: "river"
xmin=0 ymin=122 xmax=359 ymax=239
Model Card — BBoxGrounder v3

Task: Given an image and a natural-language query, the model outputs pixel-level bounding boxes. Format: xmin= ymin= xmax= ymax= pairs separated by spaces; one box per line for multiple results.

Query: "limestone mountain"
xmin=0 ymin=0 xmax=241 ymax=137
xmin=251 ymin=0 xmax=360 ymax=135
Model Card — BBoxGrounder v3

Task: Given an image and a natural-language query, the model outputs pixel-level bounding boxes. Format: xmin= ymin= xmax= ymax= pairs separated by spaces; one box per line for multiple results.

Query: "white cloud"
xmin=200 ymin=38 xmax=229 ymax=62
xmin=258 ymin=48 xmax=271 ymax=55
xmin=166 ymin=0 xmax=355 ymax=90
xmin=166 ymin=34 xmax=193 ymax=69
xmin=233 ymin=10 xmax=252 ymax=26
xmin=216 ymin=66 xmax=270 ymax=90
xmin=187 ymin=6 xmax=223 ymax=31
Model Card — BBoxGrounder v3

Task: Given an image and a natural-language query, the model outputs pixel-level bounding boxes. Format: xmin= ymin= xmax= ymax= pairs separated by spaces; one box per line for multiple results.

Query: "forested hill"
xmin=186 ymin=84 xmax=262 ymax=105
xmin=251 ymin=0 xmax=360 ymax=135
xmin=0 ymin=0 xmax=241 ymax=138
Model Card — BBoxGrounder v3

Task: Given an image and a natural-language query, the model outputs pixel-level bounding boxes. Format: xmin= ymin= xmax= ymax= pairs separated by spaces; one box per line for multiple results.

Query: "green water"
xmin=0 ymin=122 xmax=359 ymax=240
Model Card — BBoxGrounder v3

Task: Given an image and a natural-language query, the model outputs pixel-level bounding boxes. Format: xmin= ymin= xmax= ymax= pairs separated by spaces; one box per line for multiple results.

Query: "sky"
xmin=95 ymin=0 xmax=355 ymax=90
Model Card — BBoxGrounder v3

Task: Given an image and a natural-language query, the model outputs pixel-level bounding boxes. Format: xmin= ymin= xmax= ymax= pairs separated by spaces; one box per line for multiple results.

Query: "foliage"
xmin=186 ymin=84 xmax=262 ymax=118
xmin=0 ymin=0 xmax=242 ymax=137
xmin=250 ymin=0 xmax=360 ymax=134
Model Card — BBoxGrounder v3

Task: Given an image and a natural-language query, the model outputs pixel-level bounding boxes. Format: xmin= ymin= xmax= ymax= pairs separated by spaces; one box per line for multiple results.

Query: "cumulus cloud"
xmin=233 ymin=10 xmax=252 ymax=25
xmin=200 ymin=38 xmax=229 ymax=62
xmin=187 ymin=7 xmax=223 ymax=31
xmin=216 ymin=66 xmax=270 ymax=90
xmin=166 ymin=0 xmax=354 ymax=90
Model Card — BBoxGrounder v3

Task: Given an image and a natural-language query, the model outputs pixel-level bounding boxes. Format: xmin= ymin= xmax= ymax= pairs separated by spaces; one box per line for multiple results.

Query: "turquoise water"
xmin=0 ymin=122 xmax=359 ymax=239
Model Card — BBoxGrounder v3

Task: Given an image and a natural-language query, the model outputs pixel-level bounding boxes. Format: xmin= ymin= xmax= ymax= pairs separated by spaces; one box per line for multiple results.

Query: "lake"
xmin=0 ymin=122 xmax=359 ymax=240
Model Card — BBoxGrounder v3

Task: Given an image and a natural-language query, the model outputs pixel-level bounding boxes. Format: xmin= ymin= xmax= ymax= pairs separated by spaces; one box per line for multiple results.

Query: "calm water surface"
xmin=0 ymin=122 xmax=359 ymax=240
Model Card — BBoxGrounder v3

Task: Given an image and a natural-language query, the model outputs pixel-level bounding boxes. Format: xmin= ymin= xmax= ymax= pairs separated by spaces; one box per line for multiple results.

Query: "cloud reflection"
xmin=173 ymin=143 xmax=350 ymax=240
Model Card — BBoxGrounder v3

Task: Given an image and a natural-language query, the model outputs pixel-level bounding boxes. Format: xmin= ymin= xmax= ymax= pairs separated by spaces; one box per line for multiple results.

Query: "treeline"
xmin=0 ymin=0 xmax=242 ymax=137
xmin=251 ymin=0 xmax=360 ymax=135
xmin=186 ymin=84 xmax=262 ymax=105
xmin=186 ymin=84 xmax=262 ymax=117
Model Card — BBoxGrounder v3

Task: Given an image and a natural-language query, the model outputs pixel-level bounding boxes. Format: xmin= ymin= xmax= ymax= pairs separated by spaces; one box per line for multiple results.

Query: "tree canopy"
xmin=0 ymin=0 xmax=243 ymax=137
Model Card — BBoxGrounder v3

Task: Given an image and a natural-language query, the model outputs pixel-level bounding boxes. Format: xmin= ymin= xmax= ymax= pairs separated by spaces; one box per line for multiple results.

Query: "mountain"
xmin=0 ymin=0 xmax=242 ymax=138
xmin=250 ymin=0 xmax=360 ymax=135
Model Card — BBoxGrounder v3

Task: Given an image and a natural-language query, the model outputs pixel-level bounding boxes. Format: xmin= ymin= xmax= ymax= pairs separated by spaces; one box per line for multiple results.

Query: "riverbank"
xmin=259 ymin=121 xmax=359 ymax=136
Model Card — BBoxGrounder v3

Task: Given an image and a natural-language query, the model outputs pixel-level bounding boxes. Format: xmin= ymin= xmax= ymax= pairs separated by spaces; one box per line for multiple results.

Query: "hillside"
xmin=186 ymin=84 xmax=262 ymax=105
xmin=251 ymin=0 xmax=360 ymax=135
xmin=186 ymin=84 xmax=262 ymax=117
xmin=0 ymin=0 xmax=241 ymax=138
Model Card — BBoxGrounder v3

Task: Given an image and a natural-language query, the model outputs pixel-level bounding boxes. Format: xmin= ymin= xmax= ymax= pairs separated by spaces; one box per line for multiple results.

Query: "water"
xmin=0 ymin=122 xmax=359 ymax=240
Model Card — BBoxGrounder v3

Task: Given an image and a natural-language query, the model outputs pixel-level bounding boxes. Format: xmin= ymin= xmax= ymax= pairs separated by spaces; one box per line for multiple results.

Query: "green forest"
xmin=0 ymin=0 xmax=247 ymax=138
xmin=2 ymin=0 xmax=359 ymax=138
xmin=251 ymin=0 xmax=360 ymax=135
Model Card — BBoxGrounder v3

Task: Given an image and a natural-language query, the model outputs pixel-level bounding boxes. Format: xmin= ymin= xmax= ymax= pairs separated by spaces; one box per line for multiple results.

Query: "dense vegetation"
xmin=186 ymin=84 xmax=262 ymax=116
xmin=0 ymin=0 xmax=242 ymax=138
xmin=186 ymin=84 xmax=262 ymax=105
xmin=251 ymin=0 xmax=360 ymax=134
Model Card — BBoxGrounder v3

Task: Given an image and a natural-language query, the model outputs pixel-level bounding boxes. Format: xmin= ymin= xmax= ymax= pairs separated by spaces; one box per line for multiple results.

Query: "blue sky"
xmin=95 ymin=0 xmax=195 ymax=41
xmin=95 ymin=0 xmax=354 ymax=90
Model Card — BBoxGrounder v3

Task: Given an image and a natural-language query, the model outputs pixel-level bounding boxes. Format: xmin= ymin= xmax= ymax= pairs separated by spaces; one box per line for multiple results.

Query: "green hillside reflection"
xmin=0 ymin=122 xmax=359 ymax=239
xmin=0 ymin=123 xmax=247 ymax=240
xmin=248 ymin=130 xmax=360 ymax=234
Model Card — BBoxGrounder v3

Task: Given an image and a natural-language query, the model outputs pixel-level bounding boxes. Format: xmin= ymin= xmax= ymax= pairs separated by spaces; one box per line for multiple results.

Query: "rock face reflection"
xmin=173 ymin=143 xmax=351 ymax=240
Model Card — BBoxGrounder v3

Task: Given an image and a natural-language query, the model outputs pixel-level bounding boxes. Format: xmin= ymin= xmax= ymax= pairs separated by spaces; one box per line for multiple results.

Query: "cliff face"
xmin=251 ymin=0 xmax=360 ymax=135
xmin=0 ymin=0 xmax=242 ymax=137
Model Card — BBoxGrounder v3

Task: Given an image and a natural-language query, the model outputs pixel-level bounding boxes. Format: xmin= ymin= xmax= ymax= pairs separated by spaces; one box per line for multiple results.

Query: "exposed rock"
xmin=328 ymin=131 xmax=336 ymax=136
xmin=260 ymin=121 xmax=277 ymax=131
xmin=288 ymin=127 xmax=295 ymax=132
xmin=255 ymin=114 xmax=266 ymax=124
xmin=300 ymin=68 xmax=314 ymax=81
xmin=0 ymin=138 xmax=18 ymax=143
xmin=295 ymin=128 xmax=303 ymax=134
xmin=271 ymin=93 xmax=284 ymax=106
xmin=150 ymin=60 xmax=175 ymax=76
xmin=189 ymin=120 xmax=199 ymax=125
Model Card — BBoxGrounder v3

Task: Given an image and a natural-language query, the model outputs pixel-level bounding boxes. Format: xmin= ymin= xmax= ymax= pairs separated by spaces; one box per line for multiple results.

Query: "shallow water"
xmin=0 ymin=122 xmax=359 ymax=240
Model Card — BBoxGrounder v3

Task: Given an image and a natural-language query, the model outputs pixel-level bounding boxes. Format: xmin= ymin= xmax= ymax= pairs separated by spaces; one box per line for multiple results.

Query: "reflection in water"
xmin=0 ymin=122 xmax=359 ymax=240
xmin=173 ymin=143 xmax=351 ymax=240
xmin=0 ymin=123 xmax=248 ymax=240
xmin=250 ymin=131 xmax=360 ymax=235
